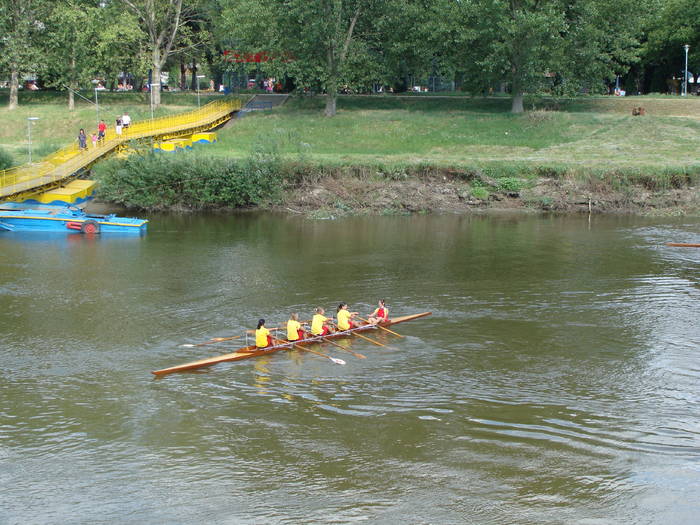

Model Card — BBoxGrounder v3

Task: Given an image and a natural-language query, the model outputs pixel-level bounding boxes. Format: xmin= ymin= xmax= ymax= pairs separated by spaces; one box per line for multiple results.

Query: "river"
xmin=1 ymin=212 xmax=698 ymax=524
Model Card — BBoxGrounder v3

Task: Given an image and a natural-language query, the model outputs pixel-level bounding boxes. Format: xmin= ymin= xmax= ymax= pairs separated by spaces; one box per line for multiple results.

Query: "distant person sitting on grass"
xmin=78 ymin=129 xmax=87 ymax=150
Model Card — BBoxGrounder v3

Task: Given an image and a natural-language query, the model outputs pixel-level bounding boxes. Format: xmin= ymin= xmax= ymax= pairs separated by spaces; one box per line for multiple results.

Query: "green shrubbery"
xmin=92 ymin=139 xmax=282 ymax=210
xmin=0 ymin=147 xmax=13 ymax=170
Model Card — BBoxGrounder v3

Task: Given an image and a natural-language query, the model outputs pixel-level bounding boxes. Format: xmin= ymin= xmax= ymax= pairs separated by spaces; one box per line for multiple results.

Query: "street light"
xmin=196 ymin=74 xmax=205 ymax=108
xmin=95 ymin=87 xmax=100 ymax=128
xmin=27 ymin=117 xmax=39 ymax=164
xmin=683 ymin=44 xmax=690 ymax=96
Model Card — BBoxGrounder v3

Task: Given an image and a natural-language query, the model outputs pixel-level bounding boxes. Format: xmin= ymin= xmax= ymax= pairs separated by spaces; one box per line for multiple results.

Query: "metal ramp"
xmin=0 ymin=98 xmax=241 ymax=202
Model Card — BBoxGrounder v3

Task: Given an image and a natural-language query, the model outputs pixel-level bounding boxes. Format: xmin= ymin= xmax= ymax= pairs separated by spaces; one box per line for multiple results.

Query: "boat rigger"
xmin=152 ymin=312 xmax=432 ymax=376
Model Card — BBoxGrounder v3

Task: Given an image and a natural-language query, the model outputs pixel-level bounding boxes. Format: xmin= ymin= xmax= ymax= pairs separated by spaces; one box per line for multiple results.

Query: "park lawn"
xmin=0 ymin=90 xmax=214 ymax=163
xmin=208 ymin=96 xmax=700 ymax=171
xmin=2 ymin=92 xmax=700 ymax=173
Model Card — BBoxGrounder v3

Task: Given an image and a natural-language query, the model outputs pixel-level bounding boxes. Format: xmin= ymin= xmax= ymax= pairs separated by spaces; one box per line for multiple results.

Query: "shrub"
xmin=92 ymin=137 xmax=282 ymax=210
xmin=496 ymin=177 xmax=523 ymax=192
xmin=0 ymin=148 xmax=13 ymax=170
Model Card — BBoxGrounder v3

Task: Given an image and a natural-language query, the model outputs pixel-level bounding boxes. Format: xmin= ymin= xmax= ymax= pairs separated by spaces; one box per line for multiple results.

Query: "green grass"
xmin=0 ymin=90 xmax=219 ymax=163
xmin=3 ymin=92 xmax=700 ymax=175
xmin=206 ymin=96 xmax=700 ymax=172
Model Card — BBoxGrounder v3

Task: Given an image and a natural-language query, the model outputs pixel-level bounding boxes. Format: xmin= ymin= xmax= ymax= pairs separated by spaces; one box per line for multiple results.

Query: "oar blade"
xmin=331 ymin=357 xmax=347 ymax=365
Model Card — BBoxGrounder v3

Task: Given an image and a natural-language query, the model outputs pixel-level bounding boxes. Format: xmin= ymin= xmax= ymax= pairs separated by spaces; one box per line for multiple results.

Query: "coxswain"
xmin=287 ymin=312 xmax=306 ymax=341
xmin=255 ymin=318 xmax=272 ymax=348
xmin=336 ymin=302 xmax=359 ymax=331
xmin=310 ymin=307 xmax=333 ymax=336
xmin=367 ymin=299 xmax=389 ymax=325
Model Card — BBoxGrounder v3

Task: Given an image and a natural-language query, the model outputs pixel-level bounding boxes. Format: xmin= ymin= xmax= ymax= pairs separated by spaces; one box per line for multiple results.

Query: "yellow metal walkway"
xmin=0 ymin=98 xmax=241 ymax=202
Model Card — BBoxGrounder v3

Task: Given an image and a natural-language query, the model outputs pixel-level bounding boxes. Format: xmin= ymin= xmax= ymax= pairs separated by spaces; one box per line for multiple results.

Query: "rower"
xmin=287 ymin=312 xmax=306 ymax=341
xmin=367 ymin=299 xmax=389 ymax=325
xmin=310 ymin=307 xmax=333 ymax=336
xmin=336 ymin=302 xmax=359 ymax=331
xmin=255 ymin=318 xmax=272 ymax=348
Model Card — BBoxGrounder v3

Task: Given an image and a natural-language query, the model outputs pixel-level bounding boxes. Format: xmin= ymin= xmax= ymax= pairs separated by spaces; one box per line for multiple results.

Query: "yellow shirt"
xmin=337 ymin=309 xmax=352 ymax=330
xmin=255 ymin=327 xmax=270 ymax=347
xmin=287 ymin=319 xmax=301 ymax=340
xmin=311 ymin=314 xmax=327 ymax=335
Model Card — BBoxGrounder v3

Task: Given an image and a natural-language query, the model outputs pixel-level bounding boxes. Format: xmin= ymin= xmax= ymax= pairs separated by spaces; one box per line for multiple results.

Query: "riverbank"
xmin=3 ymin=92 xmax=699 ymax=216
xmin=277 ymin=167 xmax=699 ymax=217
xmin=91 ymin=152 xmax=699 ymax=216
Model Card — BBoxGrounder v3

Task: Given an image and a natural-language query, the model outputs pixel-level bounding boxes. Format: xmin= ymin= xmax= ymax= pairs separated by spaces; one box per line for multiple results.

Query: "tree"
xmin=456 ymin=0 xmax=644 ymax=112
xmin=643 ymin=0 xmax=699 ymax=93
xmin=119 ymin=0 xmax=190 ymax=106
xmin=0 ymin=0 xmax=45 ymax=109
xmin=220 ymin=0 xmax=387 ymax=116
xmin=94 ymin=4 xmax=149 ymax=91
xmin=42 ymin=1 xmax=101 ymax=110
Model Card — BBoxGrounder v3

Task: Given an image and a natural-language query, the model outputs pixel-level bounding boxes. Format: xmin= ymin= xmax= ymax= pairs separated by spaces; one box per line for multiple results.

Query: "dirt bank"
xmin=277 ymin=171 xmax=699 ymax=217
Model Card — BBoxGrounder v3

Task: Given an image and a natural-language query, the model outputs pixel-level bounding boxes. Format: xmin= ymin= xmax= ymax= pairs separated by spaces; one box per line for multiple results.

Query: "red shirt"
xmin=98 ymin=122 xmax=106 ymax=132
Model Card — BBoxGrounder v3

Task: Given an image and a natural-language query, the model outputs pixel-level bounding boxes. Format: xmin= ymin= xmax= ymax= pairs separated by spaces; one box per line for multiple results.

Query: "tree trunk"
xmin=191 ymin=63 xmax=197 ymax=91
xmin=152 ymin=63 xmax=162 ymax=106
xmin=9 ymin=69 xmax=19 ymax=110
xmin=511 ymin=92 xmax=524 ymax=113
xmin=68 ymin=89 xmax=75 ymax=111
xmin=324 ymin=92 xmax=337 ymax=117
xmin=180 ymin=59 xmax=187 ymax=90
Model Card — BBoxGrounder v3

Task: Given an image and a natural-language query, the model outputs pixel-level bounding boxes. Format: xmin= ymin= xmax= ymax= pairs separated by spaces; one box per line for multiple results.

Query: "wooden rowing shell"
xmin=666 ymin=243 xmax=700 ymax=248
xmin=152 ymin=312 xmax=431 ymax=376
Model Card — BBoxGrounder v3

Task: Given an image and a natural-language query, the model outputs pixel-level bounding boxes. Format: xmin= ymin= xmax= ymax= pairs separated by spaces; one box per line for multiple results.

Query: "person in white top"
xmin=122 ymin=113 xmax=131 ymax=128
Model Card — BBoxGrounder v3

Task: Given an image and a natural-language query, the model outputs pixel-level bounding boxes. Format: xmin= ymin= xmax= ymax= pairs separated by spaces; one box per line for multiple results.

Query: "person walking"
xmin=77 ymin=129 xmax=87 ymax=151
xmin=115 ymin=117 xmax=122 ymax=136
xmin=97 ymin=119 xmax=106 ymax=143
xmin=122 ymin=112 xmax=131 ymax=129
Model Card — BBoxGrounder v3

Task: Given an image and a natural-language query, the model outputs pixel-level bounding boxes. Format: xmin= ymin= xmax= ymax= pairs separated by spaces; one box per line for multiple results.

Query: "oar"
xmin=181 ymin=334 xmax=244 ymax=348
xmin=181 ymin=319 xmax=312 ymax=347
xmin=271 ymin=337 xmax=346 ymax=365
xmin=319 ymin=336 xmax=366 ymax=359
xmin=351 ymin=330 xmax=389 ymax=347
xmin=331 ymin=321 xmax=388 ymax=348
xmin=357 ymin=316 xmax=404 ymax=338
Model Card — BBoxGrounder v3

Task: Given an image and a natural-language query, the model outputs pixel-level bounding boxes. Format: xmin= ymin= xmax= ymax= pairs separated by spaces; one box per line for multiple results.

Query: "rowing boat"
xmin=152 ymin=312 xmax=431 ymax=376
xmin=666 ymin=243 xmax=700 ymax=248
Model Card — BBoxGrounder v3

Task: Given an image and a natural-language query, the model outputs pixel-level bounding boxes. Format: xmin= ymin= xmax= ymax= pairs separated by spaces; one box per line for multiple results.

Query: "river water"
xmin=1 ymin=212 xmax=698 ymax=524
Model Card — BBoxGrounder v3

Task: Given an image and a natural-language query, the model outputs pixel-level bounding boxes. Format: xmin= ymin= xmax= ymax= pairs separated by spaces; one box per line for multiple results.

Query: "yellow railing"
xmin=0 ymin=98 xmax=241 ymax=200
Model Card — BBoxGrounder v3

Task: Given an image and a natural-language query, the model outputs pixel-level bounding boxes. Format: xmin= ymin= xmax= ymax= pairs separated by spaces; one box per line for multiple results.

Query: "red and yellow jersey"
xmin=287 ymin=319 xmax=301 ymax=340
xmin=255 ymin=326 xmax=270 ymax=347
xmin=311 ymin=314 xmax=327 ymax=335
xmin=337 ymin=309 xmax=352 ymax=330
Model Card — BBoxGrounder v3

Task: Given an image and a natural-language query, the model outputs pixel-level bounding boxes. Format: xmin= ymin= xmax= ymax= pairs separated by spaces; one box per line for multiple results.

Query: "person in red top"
xmin=367 ymin=299 xmax=389 ymax=325
xmin=97 ymin=120 xmax=106 ymax=143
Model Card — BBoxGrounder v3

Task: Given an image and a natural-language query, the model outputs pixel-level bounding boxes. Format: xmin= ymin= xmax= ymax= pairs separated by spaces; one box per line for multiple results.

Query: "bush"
xmin=496 ymin=177 xmax=523 ymax=192
xmin=0 ymin=147 xmax=14 ymax=170
xmin=92 ymin=138 xmax=282 ymax=210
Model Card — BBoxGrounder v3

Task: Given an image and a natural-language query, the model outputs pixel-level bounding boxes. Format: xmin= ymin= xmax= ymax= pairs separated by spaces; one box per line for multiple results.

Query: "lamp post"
xmin=196 ymin=74 xmax=205 ymax=108
xmin=95 ymin=87 xmax=100 ymax=128
xmin=27 ymin=117 xmax=39 ymax=164
xmin=683 ymin=44 xmax=690 ymax=96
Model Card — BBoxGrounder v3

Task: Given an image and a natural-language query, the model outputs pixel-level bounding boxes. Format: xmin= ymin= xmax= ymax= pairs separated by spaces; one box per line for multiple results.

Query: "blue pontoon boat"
xmin=0 ymin=207 xmax=148 ymax=234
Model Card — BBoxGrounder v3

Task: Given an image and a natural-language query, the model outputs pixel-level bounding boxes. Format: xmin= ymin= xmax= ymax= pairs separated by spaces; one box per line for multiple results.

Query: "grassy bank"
xmin=0 ymin=90 xmax=225 ymax=163
xmin=3 ymin=92 xmax=700 ymax=215
xmin=208 ymin=96 xmax=700 ymax=172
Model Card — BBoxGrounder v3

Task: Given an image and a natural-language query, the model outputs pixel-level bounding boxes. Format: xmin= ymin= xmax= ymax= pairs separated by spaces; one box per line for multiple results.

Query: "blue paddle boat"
xmin=0 ymin=206 xmax=148 ymax=234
